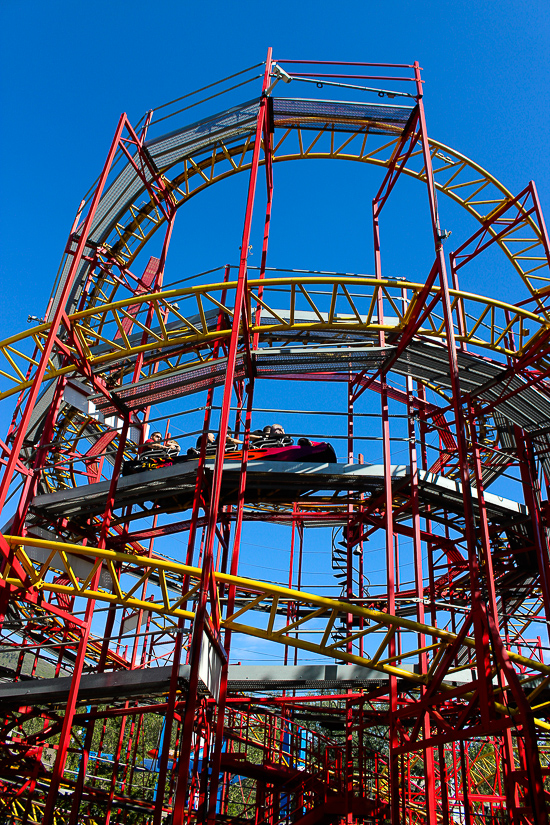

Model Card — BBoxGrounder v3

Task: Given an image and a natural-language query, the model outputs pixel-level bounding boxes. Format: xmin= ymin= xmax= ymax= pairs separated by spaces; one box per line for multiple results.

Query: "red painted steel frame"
xmin=170 ymin=50 xmax=274 ymax=825
xmin=413 ymin=62 xmax=549 ymax=825
xmin=1 ymin=52 xmax=549 ymax=825
xmin=0 ymin=115 xmax=125 ymax=518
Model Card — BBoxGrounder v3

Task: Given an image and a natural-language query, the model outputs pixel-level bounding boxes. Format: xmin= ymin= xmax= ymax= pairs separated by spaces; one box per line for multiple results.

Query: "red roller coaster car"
xmin=122 ymin=439 xmax=337 ymax=476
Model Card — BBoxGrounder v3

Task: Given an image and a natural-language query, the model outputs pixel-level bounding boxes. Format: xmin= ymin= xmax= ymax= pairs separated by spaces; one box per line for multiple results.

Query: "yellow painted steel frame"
xmin=0 ymin=276 xmax=548 ymax=403
xmin=4 ymin=535 xmax=550 ymax=730
xmin=82 ymin=127 xmax=550 ymax=308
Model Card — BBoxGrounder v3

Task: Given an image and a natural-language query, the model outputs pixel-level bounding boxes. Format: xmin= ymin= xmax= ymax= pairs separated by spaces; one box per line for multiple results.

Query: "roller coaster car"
xmin=122 ymin=439 xmax=337 ymax=477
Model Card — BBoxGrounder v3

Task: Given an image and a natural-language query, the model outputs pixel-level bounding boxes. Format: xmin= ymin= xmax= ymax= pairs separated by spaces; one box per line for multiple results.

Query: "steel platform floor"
xmin=30 ymin=460 xmax=527 ymax=523
xmin=0 ymin=662 xmax=479 ymax=709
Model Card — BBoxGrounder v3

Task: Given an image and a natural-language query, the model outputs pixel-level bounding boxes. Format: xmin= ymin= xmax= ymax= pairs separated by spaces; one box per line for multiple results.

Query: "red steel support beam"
xmin=414 ymin=60 xmax=548 ymax=823
xmin=372 ymin=152 xmax=400 ymax=824
xmin=152 ymin=266 xmax=232 ymax=825
xmin=0 ymin=114 xmax=127 ymax=521
xmin=171 ymin=52 xmax=273 ymax=825
xmin=407 ymin=376 xmax=437 ymax=825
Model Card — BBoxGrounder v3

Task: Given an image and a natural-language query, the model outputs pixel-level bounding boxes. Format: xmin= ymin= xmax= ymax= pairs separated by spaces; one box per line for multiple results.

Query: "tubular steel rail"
xmin=4 ymin=533 xmax=550 ymax=727
xmin=44 ymin=106 xmax=550 ymax=320
xmin=0 ymin=276 xmax=548 ymax=403
xmin=1 ymin=53 xmax=550 ymax=825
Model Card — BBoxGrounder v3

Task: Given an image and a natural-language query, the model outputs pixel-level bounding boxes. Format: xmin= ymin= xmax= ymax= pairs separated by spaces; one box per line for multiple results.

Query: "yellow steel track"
xmin=91 ymin=129 xmax=550 ymax=307
xmin=4 ymin=535 xmax=550 ymax=729
xmin=0 ymin=276 xmax=547 ymax=403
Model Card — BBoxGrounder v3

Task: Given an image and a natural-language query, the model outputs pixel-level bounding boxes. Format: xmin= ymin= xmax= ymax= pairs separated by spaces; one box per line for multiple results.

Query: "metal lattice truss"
xmin=45 ymin=98 xmax=550 ymax=319
xmin=5 ymin=535 xmax=550 ymax=731
xmin=1 ymin=276 xmax=548 ymax=405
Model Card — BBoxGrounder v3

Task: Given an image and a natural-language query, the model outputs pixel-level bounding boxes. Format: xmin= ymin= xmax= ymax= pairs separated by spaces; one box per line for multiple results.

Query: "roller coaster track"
xmin=44 ymin=97 xmax=550 ymax=320
xmin=1 ymin=275 xmax=548 ymax=404
xmin=2 ymin=64 xmax=550 ymax=825
xmin=4 ymin=535 xmax=550 ymax=731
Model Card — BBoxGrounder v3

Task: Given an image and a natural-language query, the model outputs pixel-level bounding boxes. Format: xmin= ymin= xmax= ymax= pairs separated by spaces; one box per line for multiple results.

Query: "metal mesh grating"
xmin=146 ymin=99 xmax=260 ymax=168
xmin=396 ymin=341 xmax=550 ymax=435
xmin=477 ymin=376 xmax=550 ymax=432
xmin=47 ymin=101 xmax=261 ymax=322
xmin=272 ymin=97 xmax=415 ymax=134
xmin=255 ymin=346 xmax=392 ymax=376
xmin=48 ymin=95 xmax=413 ymax=321
xmin=92 ymin=356 xmax=246 ymax=415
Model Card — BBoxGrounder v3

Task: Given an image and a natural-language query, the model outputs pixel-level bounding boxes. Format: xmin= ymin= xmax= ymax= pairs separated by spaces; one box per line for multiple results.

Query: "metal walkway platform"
xmin=49 ymin=98 xmax=414 ymax=322
xmin=30 ymin=458 xmax=527 ymax=523
xmin=1 ymin=662 xmax=476 ymax=709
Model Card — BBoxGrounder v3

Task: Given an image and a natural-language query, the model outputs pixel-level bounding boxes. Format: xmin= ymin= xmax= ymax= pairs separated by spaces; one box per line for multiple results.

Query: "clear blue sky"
xmin=0 ymin=0 xmax=548 ymax=339
xmin=0 ymin=1 xmax=549 ymax=662
xmin=1 ymin=0 xmax=548 ymax=448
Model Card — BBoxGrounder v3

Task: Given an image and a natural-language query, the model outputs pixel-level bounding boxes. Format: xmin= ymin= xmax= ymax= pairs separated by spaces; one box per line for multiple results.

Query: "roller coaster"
xmin=1 ymin=51 xmax=550 ymax=825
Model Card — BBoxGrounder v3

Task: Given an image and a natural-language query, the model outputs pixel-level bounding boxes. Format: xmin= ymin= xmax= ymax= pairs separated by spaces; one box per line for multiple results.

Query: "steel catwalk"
xmin=0 ymin=53 xmax=550 ymax=825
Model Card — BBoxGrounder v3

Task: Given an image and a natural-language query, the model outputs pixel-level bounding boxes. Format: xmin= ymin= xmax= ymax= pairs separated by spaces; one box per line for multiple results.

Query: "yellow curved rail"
xmin=93 ymin=128 xmax=549 ymax=308
xmin=4 ymin=534 xmax=550 ymax=728
xmin=0 ymin=276 xmax=547 ymax=403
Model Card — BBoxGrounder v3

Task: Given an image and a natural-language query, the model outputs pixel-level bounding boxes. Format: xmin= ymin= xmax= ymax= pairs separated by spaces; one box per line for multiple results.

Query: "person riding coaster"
xmin=186 ymin=431 xmax=242 ymax=458
xmin=126 ymin=432 xmax=181 ymax=474
xmin=165 ymin=439 xmax=181 ymax=458
xmin=250 ymin=423 xmax=294 ymax=449
xmin=138 ymin=431 xmax=165 ymax=456
xmin=122 ymin=425 xmax=336 ymax=476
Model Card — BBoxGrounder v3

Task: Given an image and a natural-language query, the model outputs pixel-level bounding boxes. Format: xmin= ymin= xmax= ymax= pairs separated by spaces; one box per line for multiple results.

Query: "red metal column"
xmin=0 ymin=114 xmax=127 ymax=521
xmin=204 ymin=55 xmax=276 ymax=819
xmin=373 ymin=187 xmax=399 ymax=824
xmin=252 ymin=76 xmax=274 ymax=351
xmin=415 ymin=62 xmax=498 ymax=726
xmin=152 ymin=267 xmax=232 ymax=825
xmin=414 ymin=59 xmax=548 ymax=824
xmin=41 ymin=415 xmax=130 ymax=824
xmin=171 ymin=51 xmax=273 ymax=825
xmin=207 ymin=375 xmax=256 ymax=824
xmin=407 ymin=377 xmax=437 ymax=825
xmin=346 ymin=380 xmax=355 ymax=650
xmin=515 ymin=427 xmax=550 ymax=626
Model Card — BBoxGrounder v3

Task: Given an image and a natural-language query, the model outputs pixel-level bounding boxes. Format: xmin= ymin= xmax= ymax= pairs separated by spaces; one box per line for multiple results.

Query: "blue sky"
xmin=0 ymin=0 xmax=548 ymax=337
xmin=1 ymin=1 xmax=549 ymax=661
xmin=1 ymin=0 xmax=547 ymax=457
